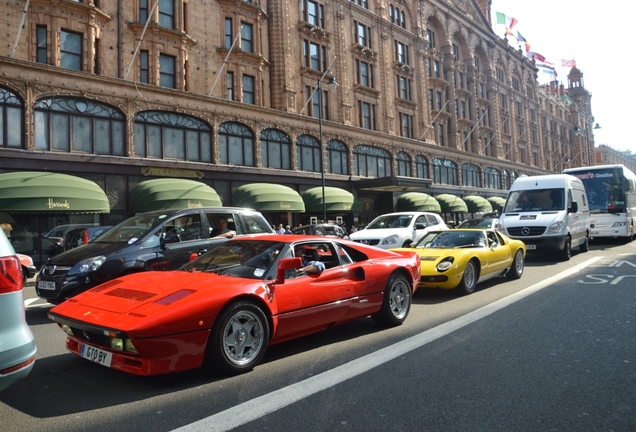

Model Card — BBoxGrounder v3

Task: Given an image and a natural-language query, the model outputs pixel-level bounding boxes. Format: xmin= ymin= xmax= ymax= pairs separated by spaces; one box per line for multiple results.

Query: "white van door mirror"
xmin=568 ymin=202 xmax=579 ymax=213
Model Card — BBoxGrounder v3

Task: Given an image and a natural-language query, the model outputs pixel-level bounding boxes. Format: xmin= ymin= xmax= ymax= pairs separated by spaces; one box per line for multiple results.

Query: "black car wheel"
xmin=372 ymin=272 xmax=411 ymax=326
xmin=206 ymin=300 xmax=270 ymax=374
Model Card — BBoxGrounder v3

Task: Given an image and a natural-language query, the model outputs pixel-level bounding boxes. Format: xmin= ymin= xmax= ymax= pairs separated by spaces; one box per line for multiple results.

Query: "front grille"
xmin=43 ymin=265 xmax=72 ymax=277
xmin=38 ymin=289 xmax=58 ymax=299
xmin=70 ymin=327 xmax=110 ymax=347
xmin=507 ymin=226 xmax=547 ymax=236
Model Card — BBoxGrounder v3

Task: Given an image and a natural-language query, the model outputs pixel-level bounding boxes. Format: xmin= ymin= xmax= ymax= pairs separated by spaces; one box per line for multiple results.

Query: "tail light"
xmin=0 ymin=255 xmax=23 ymax=294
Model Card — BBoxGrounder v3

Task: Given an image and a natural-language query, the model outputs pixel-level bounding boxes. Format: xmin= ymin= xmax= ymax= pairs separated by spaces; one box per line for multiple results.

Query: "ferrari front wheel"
xmin=372 ymin=273 xmax=411 ymax=326
xmin=458 ymin=260 xmax=477 ymax=295
xmin=206 ymin=301 xmax=270 ymax=374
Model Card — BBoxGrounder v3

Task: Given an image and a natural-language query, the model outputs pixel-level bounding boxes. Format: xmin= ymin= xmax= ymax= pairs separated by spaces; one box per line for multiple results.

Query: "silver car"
xmin=0 ymin=229 xmax=37 ymax=391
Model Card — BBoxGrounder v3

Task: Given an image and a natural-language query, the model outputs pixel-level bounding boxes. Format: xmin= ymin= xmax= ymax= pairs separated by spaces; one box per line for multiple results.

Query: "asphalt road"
xmin=2 ymin=239 xmax=635 ymax=432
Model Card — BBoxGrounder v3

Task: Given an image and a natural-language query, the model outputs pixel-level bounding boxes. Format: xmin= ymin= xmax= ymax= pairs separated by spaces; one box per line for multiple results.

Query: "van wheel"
xmin=560 ymin=236 xmax=572 ymax=261
xmin=579 ymin=234 xmax=589 ymax=252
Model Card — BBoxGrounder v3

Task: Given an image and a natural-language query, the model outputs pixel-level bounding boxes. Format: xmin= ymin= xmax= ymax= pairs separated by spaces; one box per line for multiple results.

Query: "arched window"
xmin=327 ymin=139 xmax=349 ymax=175
xmin=218 ymin=121 xmax=255 ymax=166
xmin=415 ymin=155 xmax=428 ymax=179
xmin=260 ymin=128 xmax=291 ymax=170
xmin=296 ymin=134 xmax=321 ymax=172
xmin=353 ymin=145 xmax=391 ymax=177
xmin=134 ymin=111 xmax=211 ymax=161
xmin=461 ymin=163 xmax=481 ymax=187
xmin=0 ymin=87 xmax=23 ymax=148
xmin=396 ymin=151 xmax=411 ymax=177
xmin=484 ymin=167 xmax=502 ymax=189
xmin=35 ymin=97 xmax=125 ymax=155
xmin=432 ymin=158 xmax=458 ymax=185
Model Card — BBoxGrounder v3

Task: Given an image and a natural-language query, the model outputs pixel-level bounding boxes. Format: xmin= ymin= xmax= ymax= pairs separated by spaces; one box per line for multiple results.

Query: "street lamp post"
xmin=575 ymin=123 xmax=601 ymax=166
xmin=317 ymin=74 xmax=338 ymax=223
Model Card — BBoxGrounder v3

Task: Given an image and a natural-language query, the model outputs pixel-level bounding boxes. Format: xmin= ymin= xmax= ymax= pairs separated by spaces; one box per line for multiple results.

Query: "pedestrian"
xmin=277 ymin=224 xmax=286 ymax=234
xmin=284 ymin=225 xmax=293 ymax=234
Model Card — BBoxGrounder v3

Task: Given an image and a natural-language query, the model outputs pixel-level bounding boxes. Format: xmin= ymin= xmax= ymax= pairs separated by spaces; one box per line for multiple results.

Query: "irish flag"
xmin=496 ymin=12 xmax=518 ymax=30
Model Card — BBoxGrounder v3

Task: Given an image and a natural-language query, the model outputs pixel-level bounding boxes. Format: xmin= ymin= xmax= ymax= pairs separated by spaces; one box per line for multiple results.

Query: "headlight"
xmin=612 ymin=222 xmax=627 ymax=227
xmin=109 ymin=337 xmax=137 ymax=353
xmin=61 ymin=324 xmax=74 ymax=335
xmin=380 ymin=235 xmax=399 ymax=246
xmin=547 ymin=221 xmax=563 ymax=234
xmin=68 ymin=256 xmax=107 ymax=275
xmin=436 ymin=257 xmax=454 ymax=271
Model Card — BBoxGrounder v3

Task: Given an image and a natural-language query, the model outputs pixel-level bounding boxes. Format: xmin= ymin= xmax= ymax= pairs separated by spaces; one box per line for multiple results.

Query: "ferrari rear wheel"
xmin=507 ymin=249 xmax=524 ymax=280
xmin=206 ymin=301 xmax=270 ymax=374
xmin=458 ymin=260 xmax=477 ymax=295
xmin=372 ymin=272 xmax=411 ymax=326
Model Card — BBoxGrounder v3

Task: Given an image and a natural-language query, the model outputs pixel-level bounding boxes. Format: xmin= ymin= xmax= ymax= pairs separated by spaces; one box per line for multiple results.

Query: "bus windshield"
xmin=565 ymin=166 xmax=628 ymax=214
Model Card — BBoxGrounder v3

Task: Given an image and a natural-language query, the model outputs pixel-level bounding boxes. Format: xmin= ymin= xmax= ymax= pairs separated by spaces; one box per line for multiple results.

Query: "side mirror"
xmin=568 ymin=202 xmax=579 ymax=213
xmin=161 ymin=231 xmax=181 ymax=245
xmin=414 ymin=223 xmax=426 ymax=230
xmin=275 ymin=257 xmax=303 ymax=284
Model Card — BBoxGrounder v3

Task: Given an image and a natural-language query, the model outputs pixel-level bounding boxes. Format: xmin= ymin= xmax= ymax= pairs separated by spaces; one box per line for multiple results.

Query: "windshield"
xmin=415 ymin=231 xmax=487 ymax=249
xmin=566 ymin=167 xmax=627 ymax=213
xmin=182 ymin=240 xmax=287 ymax=280
xmin=458 ymin=219 xmax=494 ymax=228
xmin=93 ymin=213 xmax=172 ymax=244
xmin=503 ymin=189 xmax=564 ymax=213
xmin=367 ymin=214 xmax=413 ymax=229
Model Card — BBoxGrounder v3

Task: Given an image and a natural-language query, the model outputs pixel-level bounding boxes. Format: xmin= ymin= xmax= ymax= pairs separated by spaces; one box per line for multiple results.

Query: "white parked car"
xmin=349 ymin=212 xmax=448 ymax=249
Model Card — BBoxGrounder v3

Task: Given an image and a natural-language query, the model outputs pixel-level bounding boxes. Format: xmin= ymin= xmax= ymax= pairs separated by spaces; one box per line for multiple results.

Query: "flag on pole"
xmin=496 ymin=12 xmax=518 ymax=30
xmin=561 ymin=59 xmax=577 ymax=68
xmin=517 ymin=32 xmax=530 ymax=52
xmin=537 ymin=64 xmax=558 ymax=79
xmin=527 ymin=52 xmax=553 ymax=65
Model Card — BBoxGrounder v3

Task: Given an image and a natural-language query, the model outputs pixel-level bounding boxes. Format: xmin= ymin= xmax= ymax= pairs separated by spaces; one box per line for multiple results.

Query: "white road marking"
xmin=173 ymin=257 xmax=603 ymax=432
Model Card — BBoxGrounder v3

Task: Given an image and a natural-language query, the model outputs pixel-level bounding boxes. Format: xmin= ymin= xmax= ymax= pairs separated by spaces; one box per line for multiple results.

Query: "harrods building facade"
xmin=0 ymin=0 xmax=596 ymax=237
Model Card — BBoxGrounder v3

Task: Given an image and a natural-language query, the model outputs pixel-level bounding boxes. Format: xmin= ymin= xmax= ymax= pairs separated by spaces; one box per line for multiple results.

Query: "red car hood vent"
xmin=154 ymin=289 xmax=195 ymax=305
xmin=104 ymin=288 xmax=157 ymax=302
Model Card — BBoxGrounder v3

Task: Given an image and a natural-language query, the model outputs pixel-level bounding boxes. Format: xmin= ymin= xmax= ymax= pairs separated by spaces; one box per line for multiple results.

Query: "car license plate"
xmin=80 ymin=343 xmax=112 ymax=367
xmin=592 ymin=231 xmax=599 ymax=235
xmin=526 ymin=244 xmax=536 ymax=250
xmin=37 ymin=280 xmax=56 ymax=290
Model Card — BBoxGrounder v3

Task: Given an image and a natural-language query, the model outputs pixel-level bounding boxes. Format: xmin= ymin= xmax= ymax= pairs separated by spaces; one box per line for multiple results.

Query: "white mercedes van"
xmin=500 ymin=174 xmax=590 ymax=260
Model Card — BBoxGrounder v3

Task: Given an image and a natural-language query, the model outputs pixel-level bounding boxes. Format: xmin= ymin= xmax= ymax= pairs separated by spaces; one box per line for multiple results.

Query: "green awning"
xmin=463 ymin=195 xmax=493 ymax=213
xmin=302 ymin=186 xmax=361 ymax=213
xmin=0 ymin=171 xmax=110 ymax=213
xmin=487 ymin=196 xmax=506 ymax=212
xmin=233 ymin=183 xmax=305 ymax=212
xmin=395 ymin=192 xmax=441 ymax=213
xmin=435 ymin=194 xmax=468 ymax=213
xmin=129 ymin=179 xmax=222 ymax=213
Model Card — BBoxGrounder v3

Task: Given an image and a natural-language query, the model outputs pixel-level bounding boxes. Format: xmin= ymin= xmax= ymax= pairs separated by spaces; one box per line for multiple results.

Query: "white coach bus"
xmin=564 ymin=164 xmax=636 ymax=241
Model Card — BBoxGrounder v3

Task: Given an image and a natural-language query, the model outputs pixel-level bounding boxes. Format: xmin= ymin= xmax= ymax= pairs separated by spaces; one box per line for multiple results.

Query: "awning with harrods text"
xmin=233 ymin=183 xmax=305 ymax=212
xmin=463 ymin=195 xmax=493 ymax=213
xmin=435 ymin=194 xmax=468 ymax=213
xmin=129 ymin=178 xmax=222 ymax=213
xmin=487 ymin=196 xmax=506 ymax=212
xmin=395 ymin=192 xmax=441 ymax=213
xmin=302 ymin=186 xmax=361 ymax=213
xmin=0 ymin=171 xmax=110 ymax=213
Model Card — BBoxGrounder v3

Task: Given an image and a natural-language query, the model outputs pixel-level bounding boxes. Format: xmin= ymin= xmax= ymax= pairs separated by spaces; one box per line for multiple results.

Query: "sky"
xmin=490 ymin=0 xmax=633 ymax=154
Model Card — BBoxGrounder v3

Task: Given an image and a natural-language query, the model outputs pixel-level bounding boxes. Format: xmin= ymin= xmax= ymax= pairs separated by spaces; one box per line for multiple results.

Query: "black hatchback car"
xmin=35 ymin=207 xmax=273 ymax=304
